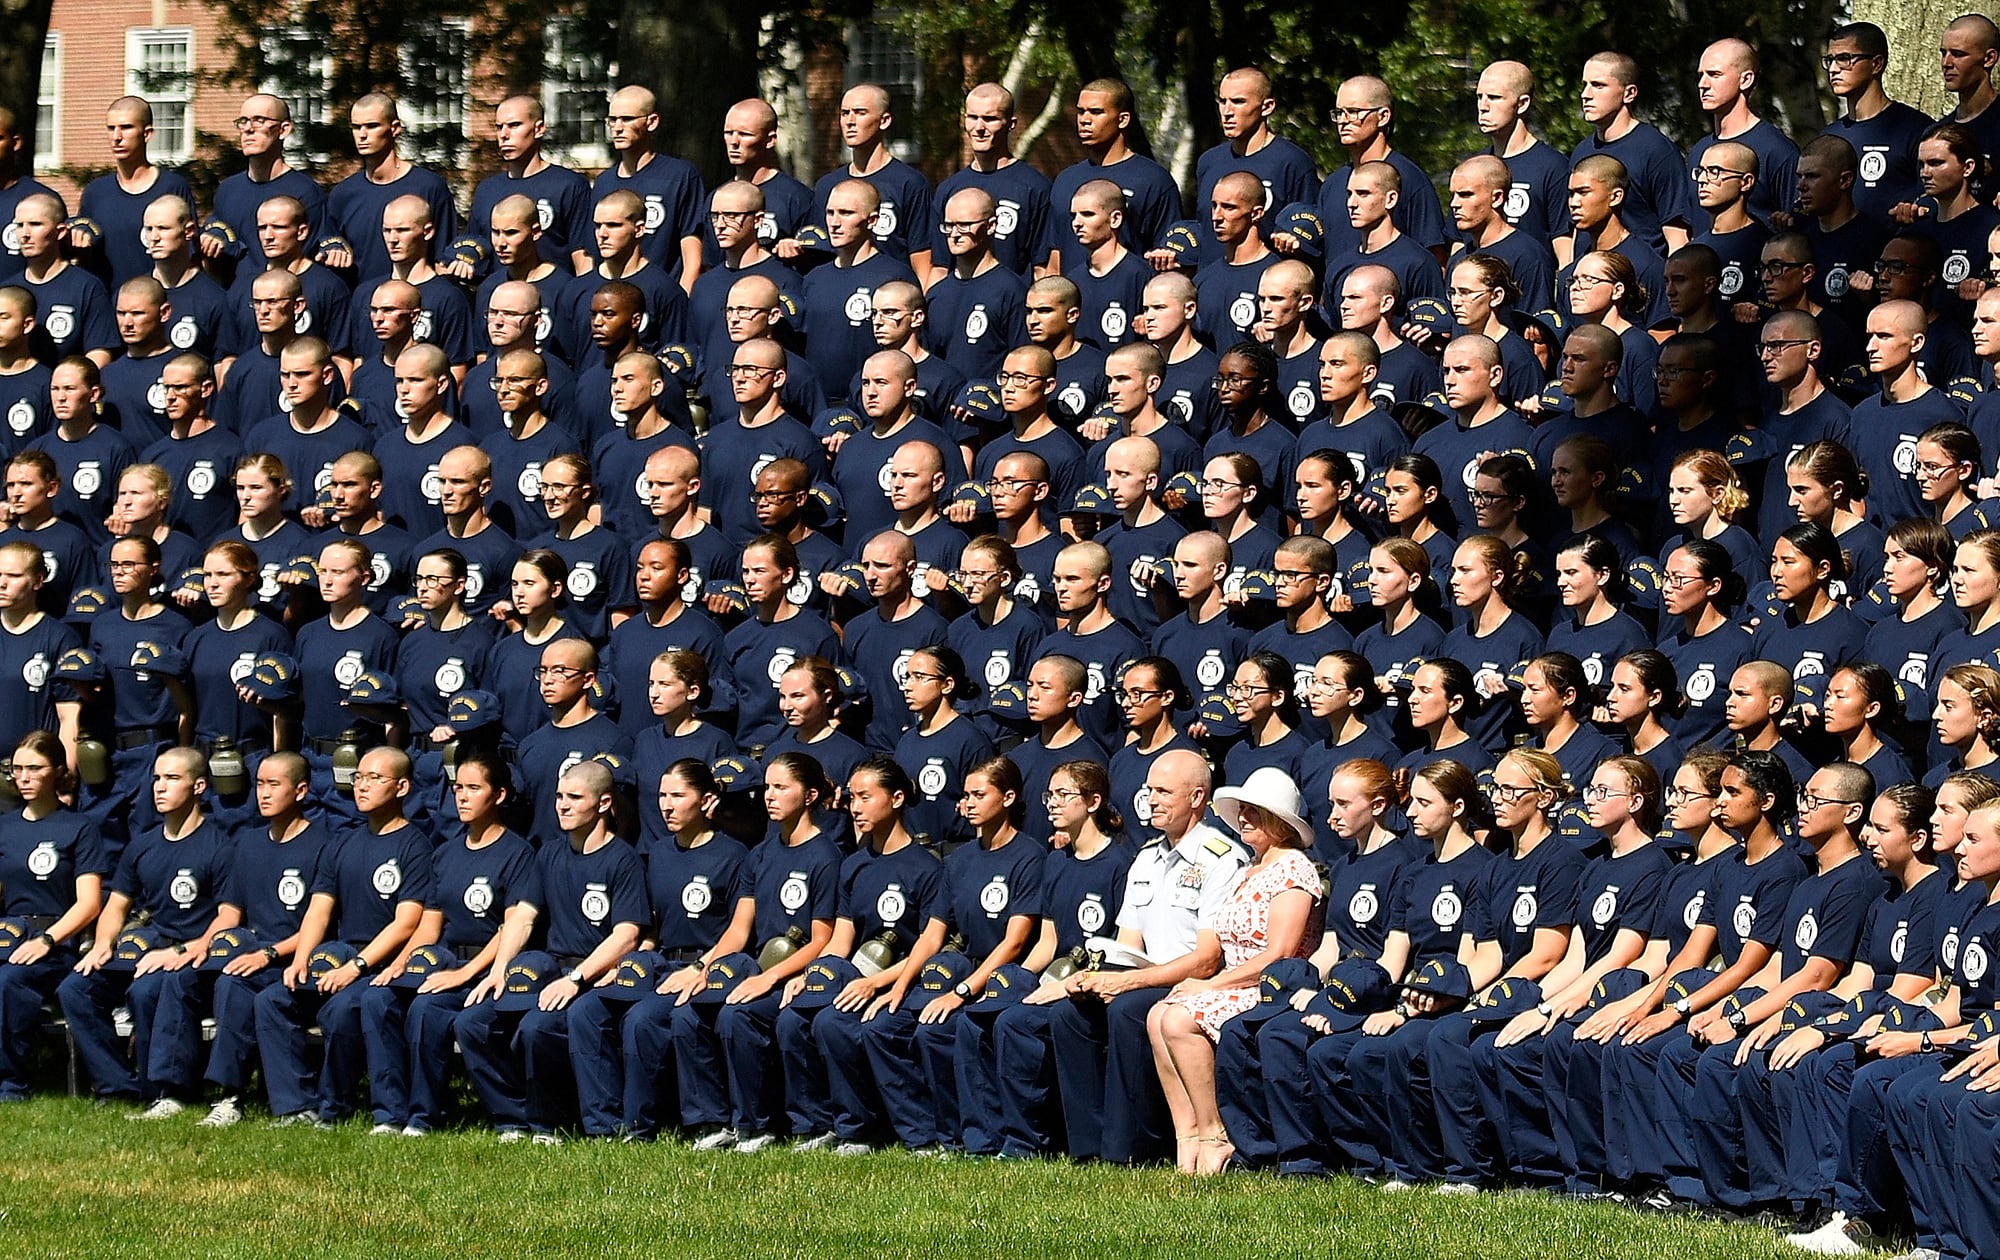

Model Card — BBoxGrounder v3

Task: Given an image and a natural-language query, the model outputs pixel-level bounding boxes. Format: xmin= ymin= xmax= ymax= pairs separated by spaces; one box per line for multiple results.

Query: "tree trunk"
xmin=0 ymin=0 xmax=53 ymax=166
xmin=619 ymin=0 xmax=764 ymax=188
xmin=1852 ymin=0 xmax=1998 ymax=119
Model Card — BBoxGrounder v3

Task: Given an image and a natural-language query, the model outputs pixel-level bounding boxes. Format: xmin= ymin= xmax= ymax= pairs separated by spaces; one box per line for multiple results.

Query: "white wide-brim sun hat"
xmin=1210 ymin=766 xmax=1313 ymax=846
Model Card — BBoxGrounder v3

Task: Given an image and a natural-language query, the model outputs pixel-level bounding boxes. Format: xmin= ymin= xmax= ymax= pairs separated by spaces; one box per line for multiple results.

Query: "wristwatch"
xmin=1392 ymin=1001 xmax=1412 ymax=1019
xmin=261 ymin=945 xmax=280 ymax=963
xmin=564 ymin=967 xmax=587 ymax=985
xmin=350 ymin=953 xmax=370 ymax=974
xmin=1726 ymin=1005 xmax=1747 ymax=1030
xmin=1535 ymin=1002 xmax=1554 ymax=1018
xmin=35 ymin=931 xmax=56 ymax=949
xmin=1671 ymin=997 xmax=1692 ymax=1016
xmin=952 ymin=981 xmax=974 ymax=1000
xmin=1921 ymin=1031 xmax=1936 ymax=1053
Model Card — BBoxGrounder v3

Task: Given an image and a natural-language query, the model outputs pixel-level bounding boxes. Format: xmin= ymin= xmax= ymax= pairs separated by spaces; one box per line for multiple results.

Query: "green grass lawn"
xmin=0 ymin=1097 xmax=1804 ymax=1260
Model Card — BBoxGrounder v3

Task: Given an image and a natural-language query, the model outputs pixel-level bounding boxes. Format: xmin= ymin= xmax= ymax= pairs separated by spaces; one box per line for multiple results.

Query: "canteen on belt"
xmin=76 ymin=734 xmax=109 ymax=788
xmin=853 ymin=929 xmax=901 ymax=978
xmin=758 ymin=925 xmax=808 ymax=971
xmin=208 ymin=738 xmax=247 ymax=797
xmin=332 ymin=730 xmax=362 ymax=790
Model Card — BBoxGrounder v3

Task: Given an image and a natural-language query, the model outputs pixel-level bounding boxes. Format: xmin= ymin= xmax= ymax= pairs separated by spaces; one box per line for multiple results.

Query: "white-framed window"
xmin=259 ymin=29 xmax=335 ymax=165
xmin=35 ymin=34 xmax=59 ymax=172
xmin=845 ymin=23 xmax=922 ymax=163
xmin=126 ymin=27 xmax=194 ymax=162
xmin=542 ymin=17 xmax=613 ymax=170
xmin=398 ymin=18 xmax=471 ymax=165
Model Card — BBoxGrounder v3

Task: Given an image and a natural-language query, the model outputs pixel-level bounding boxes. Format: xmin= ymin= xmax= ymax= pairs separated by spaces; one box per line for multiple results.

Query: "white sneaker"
xmin=1380 ymin=1178 xmax=1416 ymax=1193
xmin=131 ymin=1098 xmax=185 ymax=1121
xmin=733 ymin=1133 xmax=777 ymax=1154
xmin=198 ymin=1097 xmax=242 ymax=1128
xmin=531 ymin=1133 xmax=563 ymax=1147
xmin=400 ymin=1125 xmax=428 ymax=1138
xmin=833 ymin=1141 xmax=871 ymax=1156
xmin=1891 ymin=1250 xmax=1939 ymax=1260
xmin=269 ymin=1111 xmax=316 ymax=1128
xmin=691 ymin=1127 xmax=741 ymax=1151
xmin=368 ymin=1123 xmax=399 ymax=1136
xmin=496 ymin=1129 xmax=527 ymax=1143
xmin=792 ymin=1131 xmax=838 ymax=1152
xmin=1433 ymin=1182 xmax=1478 ymax=1197
xmin=1783 ymin=1211 xmax=1868 ymax=1257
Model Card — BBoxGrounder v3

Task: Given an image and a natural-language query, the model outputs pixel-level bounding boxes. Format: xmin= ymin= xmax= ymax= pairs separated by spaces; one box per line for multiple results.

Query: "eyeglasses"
xmin=1660 ymin=570 xmax=1708 ymax=590
xmin=351 ymin=770 xmax=395 ymax=786
xmin=1224 ymin=683 xmax=1273 ymax=697
xmin=533 ymin=664 xmax=590 ymax=680
xmin=725 ymin=365 xmax=777 ymax=379
xmin=1271 ymin=569 xmax=1318 ymax=586
xmin=1653 ymin=365 xmax=1691 ymax=380
xmin=487 ymin=376 xmax=542 ymax=391
xmin=995 ymin=372 xmax=1053 ymax=387
xmin=412 ymin=573 xmax=460 ymax=588
xmin=1798 ymin=789 xmax=1862 ymax=811
xmin=1821 ymin=51 xmax=1875 ymax=69
xmin=107 ymin=559 xmax=152 ymax=572
xmin=749 ymin=489 xmax=802 ymax=503
xmin=1756 ymin=339 xmax=1813 ymax=357
xmin=1212 ymin=372 xmax=1261 ymax=387
xmin=722 ymin=305 xmax=768 ymax=318
xmin=1199 ymin=478 xmax=1245 ymax=493
xmin=234 ymin=116 xmax=283 ymax=131
xmin=1664 ymin=787 xmax=1714 ymax=804
xmin=1582 ymin=785 xmax=1631 ymax=802
xmin=1488 ymin=782 xmax=1541 ymax=803
xmin=1467 ymin=490 xmax=1516 ymax=507
xmin=1872 ymin=259 xmax=1918 ymax=276
xmin=940 ymin=220 xmax=992 ymax=235
xmin=1758 ymin=259 xmax=1807 ymax=276
xmin=951 ymin=569 xmax=1001 ymax=585
xmin=984 ymin=476 xmax=1043 ymax=493
xmin=1329 ymin=106 xmax=1386 ymax=123
xmin=902 ymin=669 xmax=947 ymax=684
xmin=1692 ymin=166 xmax=1750 ymax=183
xmin=1043 ymin=788 xmax=1082 ymax=806
xmin=486 ymin=308 xmax=536 ymax=321
xmin=708 ymin=210 xmax=756 ymax=223
xmin=1113 ymin=687 xmax=1164 ymax=704
xmin=1569 ymin=273 xmax=1617 ymax=288
xmin=539 ymin=481 xmax=581 ymax=495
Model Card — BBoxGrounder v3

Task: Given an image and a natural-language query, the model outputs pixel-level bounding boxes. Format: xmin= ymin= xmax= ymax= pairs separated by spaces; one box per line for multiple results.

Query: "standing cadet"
xmin=456 ymin=759 xmax=647 ymax=1142
xmin=0 ymin=540 xmax=82 ymax=757
xmin=930 ymin=84 xmax=1053 ymax=281
xmin=1194 ymin=172 xmax=1279 ymax=352
xmin=1687 ymin=39 xmax=1800 ymax=232
xmin=320 ymin=94 xmax=459 ymax=284
xmin=1818 ymin=23 xmax=1932 ymax=225
xmin=0 ymin=108 xmax=61 ymax=284
xmin=1570 ymin=52 xmax=1692 ymax=256
xmin=810 ymin=85 xmax=933 ymax=276
xmin=800 ymin=180 xmax=918 ymax=405
xmin=1048 ymin=80 xmax=1181 ymax=275
xmin=593 ymin=86 xmax=708 ymax=288
xmin=74 ymin=97 xmax=197 ymax=288
xmin=1295 ymin=76 xmax=1448 ymax=266
xmin=455 ymin=96 xmax=592 ymax=280
xmin=1185 ymin=69 xmax=1320 ymax=269
xmin=17 ymin=193 xmax=116 ymax=367
xmin=1066 ymin=181 xmax=1150 ymax=351
xmin=927 ymin=188 xmax=1028 ymax=383
xmin=1473 ymin=61 xmax=1573 ymax=253
xmin=205 ymin=96 xmax=327 ymax=280
xmin=717 ymin=99 xmax=815 ymax=261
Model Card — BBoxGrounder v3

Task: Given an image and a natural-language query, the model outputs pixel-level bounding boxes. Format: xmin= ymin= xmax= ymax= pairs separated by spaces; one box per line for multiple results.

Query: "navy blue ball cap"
xmin=693 ymin=952 xmax=761 ymax=1007
xmin=391 ymin=942 xmax=462 ymax=990
xmin=917 ymin=950 xmax=973 ymax=996
xmin=1467 ymin=977 xmax=1543 ymax=1023
xmin=306 ymin=940 xmax=359 ymax=982
xmin=969 ymin=963 xmax=1039 ymax=1016
xmin=446 ymin=689 xmax=503 ymax=733
xmin=201 ymin=926 xmax=265 ymax=972
xmin=1585 ymin=966 xmax=1649 ymax=1010
xmin=1244 ymin=957 xmax=1320 ymax=1027
xmin=495 ymin=950 xmax=561 ymax=1012
xmin=1403 ymin=958 xmax=1473 ymax=1003
xmin=107 ymin=924 xmax=167 ymax=972
xmin=791 ymin=956 xmax=861 ymax=1012
xmin=242 ymin=652 xmax=302 ymax=703
xmin=600 ymin=949 xmax=667 ymax=1004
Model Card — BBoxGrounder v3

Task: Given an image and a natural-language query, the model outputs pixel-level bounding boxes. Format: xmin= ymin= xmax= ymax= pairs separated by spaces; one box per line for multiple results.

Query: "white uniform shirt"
xmin=1113 ymin=820 xmax=1250 ymax=960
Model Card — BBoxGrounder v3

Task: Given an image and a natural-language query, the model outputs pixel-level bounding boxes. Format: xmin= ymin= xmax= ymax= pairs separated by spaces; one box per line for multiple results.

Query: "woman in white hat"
xmin=1146 ymin=765 xmax=1323 ymax=1176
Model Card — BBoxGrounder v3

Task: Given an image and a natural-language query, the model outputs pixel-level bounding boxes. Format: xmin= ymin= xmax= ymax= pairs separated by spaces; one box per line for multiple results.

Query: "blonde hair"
xmin=1499 ymin=747 xmax=1569 ymax=803
xmin=1943 ymin=663 xmax=2000 ymax=743
xmin=1671 ymin=448 xmax=1748 ymax=522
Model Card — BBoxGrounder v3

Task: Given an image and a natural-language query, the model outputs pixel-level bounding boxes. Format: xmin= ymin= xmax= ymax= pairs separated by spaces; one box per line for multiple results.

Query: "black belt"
xmin=409 ymin=734 xmax=449 ymax=753
xmin=658 ymin=948 xmax=705 ymax=966
xmin=556 ymin=954 xmax=588 ymax=972
xmin=303 ymin=736 xmax=350 ymax=756
xmin=9 ymin=914 xmax=58 ymax=933
xmin=113 ymin=726 xmax=176 ymax=751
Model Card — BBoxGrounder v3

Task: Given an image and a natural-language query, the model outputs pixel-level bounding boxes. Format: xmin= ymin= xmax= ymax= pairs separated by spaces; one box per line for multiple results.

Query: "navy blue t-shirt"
xmin=429 ymin=828 xmax=536 ymax=952
xmin=109 ymin=818 xmax=229 ymax=942
xmin=314 ymin=821 xmax=435 ymax=947
xmin=838 ymin=840 xmax=945 ymax=958
xmin=933 ymin=833 xmax=1046 ymax=959
xmin=0 ymin=808 xmax=109 ymax=919
xmin=1323 ymin=833 xmax=1426 ymax=960
xmin=641 ymin=832 xmax=750 ymax=955
xmin=748 ymin=829 xmax=845 ymax=948
xmin=521 ymin=835 xmax=649 ymax=960
xmin=224 ymin=822 xmax=333 ymax=940
xmin=1040 ymin=837 xmax=1136 ymax=956
xmin=1698 ymin=843 xmax=1810 ymax=969
xmin=1392 ymin=843 xmax=1496 ymax=966
xmin=1475 ymin=836 xmax=1588 ymax=969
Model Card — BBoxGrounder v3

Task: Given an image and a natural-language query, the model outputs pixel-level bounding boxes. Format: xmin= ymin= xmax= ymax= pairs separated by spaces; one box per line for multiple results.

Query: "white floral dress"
xmin=1164 ymin=848 xmax=1323 ymax=1040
